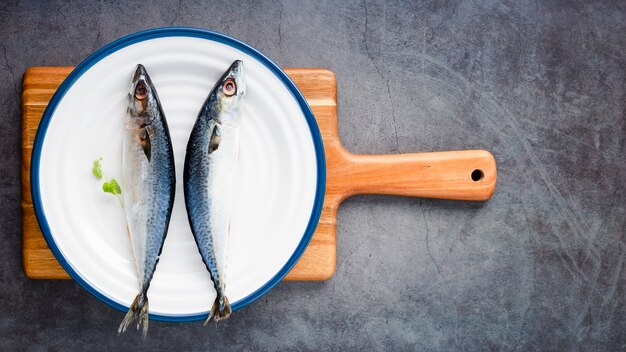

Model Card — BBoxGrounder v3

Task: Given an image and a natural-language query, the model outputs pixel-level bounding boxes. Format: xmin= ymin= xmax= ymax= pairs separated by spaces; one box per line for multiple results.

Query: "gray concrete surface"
xmin=1 ymin=0 xmax=624 ymax=350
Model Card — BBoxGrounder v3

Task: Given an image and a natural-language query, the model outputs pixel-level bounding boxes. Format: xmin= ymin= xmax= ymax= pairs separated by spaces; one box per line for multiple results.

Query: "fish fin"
xmin=208 ymin=125 xmax=221 ymax=154
xmin=139 ymin=126 xmax=152 ymax=162
xmin=204 ymin=295 xmax=231 ymax=325
xmin=118 ymin=292 xmax=150 ymax=338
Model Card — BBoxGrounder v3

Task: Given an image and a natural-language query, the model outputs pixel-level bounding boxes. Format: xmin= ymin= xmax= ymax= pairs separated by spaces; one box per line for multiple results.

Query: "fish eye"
xmin=223 ymin=79 xmax=236 ymax=96
xmin=135 ymin=82 xmax=148 ymax=100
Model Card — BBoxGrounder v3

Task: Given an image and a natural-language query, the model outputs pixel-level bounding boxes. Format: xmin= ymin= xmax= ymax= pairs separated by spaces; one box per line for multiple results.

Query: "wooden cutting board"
xmin=22 ymin=67 xmax=497 ymax=281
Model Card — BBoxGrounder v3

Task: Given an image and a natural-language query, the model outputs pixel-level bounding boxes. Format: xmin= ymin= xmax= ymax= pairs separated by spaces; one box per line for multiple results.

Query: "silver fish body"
xmin=118 ymin=64 xmax=176 ymax=336
xmin=184 ymin=60 xmax=245 ymax=323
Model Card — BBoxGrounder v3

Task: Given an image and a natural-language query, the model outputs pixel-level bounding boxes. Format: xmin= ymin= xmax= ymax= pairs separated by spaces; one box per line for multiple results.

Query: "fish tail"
xmin=204 ymin=295 xmax=231 ymax=325
xmin=118 ymin=292 xmax=150 ymax=338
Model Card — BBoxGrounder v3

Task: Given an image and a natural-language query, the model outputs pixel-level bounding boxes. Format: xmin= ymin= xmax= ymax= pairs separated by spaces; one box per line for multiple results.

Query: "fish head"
xmin=213 ymin=60 xmax=246 ymax=122
xmin=127 ymin=64 xmax=159 ymax=126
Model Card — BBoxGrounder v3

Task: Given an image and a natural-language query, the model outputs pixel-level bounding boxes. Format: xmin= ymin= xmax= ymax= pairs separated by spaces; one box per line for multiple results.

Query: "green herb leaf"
xmin=94 ymin=157 xmax=123 ymax=207
xmin=109 ymin=179 xmax=122 ymax=195
xmin=92 ymin=158 xmax=103 ymax=179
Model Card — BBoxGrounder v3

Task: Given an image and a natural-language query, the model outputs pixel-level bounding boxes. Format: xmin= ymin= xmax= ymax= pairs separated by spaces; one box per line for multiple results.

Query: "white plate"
xmin=31 ymin=28 xmax=325 ymax=321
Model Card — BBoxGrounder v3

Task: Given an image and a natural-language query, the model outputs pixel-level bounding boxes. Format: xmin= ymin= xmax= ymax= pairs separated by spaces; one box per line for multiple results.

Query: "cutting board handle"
xmin=331 ymin=149 xmax=497 ymax=201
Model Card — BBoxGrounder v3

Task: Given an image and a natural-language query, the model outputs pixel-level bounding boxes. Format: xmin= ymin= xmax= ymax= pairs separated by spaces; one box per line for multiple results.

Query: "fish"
xmin=183 ymin=60 xmax=246 ymax=323
xmin=118 ymin=64 xmax=176 ymax=337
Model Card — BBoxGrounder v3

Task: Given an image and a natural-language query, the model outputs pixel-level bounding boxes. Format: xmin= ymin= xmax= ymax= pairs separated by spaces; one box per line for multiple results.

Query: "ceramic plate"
xmin=31 ymin=28 xmax=325 ymax=321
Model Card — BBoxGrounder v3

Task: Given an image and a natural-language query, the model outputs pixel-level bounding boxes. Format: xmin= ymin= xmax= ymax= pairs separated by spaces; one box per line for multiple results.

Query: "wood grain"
xmin=21 ymin=67 xmax=497 ymax=281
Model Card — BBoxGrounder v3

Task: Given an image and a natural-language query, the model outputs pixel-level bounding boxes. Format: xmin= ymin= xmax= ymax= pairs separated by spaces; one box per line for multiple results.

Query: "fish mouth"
xmin=129 ymin=64 xmax=149 ymax=95
xmin=130 ymin=64 xmax=160 ymax=106
xmin=230 ymin=59 xmax=243 ymax=72
xmin=128 ymin=64 xmax=156 ymax=114
xmin=132 ymin=64 xmax=148 ymax=82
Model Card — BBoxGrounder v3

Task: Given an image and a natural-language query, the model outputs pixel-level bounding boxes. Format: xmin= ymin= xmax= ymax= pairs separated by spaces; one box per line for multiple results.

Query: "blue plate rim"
xmin=30 ymin=27 xmax=326 ymax=322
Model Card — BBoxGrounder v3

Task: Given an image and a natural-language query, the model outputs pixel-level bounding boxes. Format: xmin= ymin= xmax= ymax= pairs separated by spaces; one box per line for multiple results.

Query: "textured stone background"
xmin=1 ymin=1 xmax=624 ymax=351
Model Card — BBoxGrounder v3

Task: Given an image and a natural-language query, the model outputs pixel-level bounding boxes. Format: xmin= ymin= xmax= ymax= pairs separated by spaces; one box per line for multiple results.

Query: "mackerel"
xmin=118 ymin=64 xmax=176 ymax=336
xmin=184 ymin=60 xmax=246 ymax=323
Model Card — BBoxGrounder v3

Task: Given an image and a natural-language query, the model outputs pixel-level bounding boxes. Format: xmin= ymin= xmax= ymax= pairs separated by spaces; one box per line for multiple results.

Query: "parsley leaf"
xmin=92 ymin=157 xmax=103 ymax=179
xmin=109 ymin=179 xmax=122 ymax=195
xmin=93 ymin=157 xmax=124 ymax=208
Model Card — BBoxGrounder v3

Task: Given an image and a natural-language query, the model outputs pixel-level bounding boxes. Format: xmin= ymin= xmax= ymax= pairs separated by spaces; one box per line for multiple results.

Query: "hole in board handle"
xmin=471 ymin=169 xmax=484 ymax=182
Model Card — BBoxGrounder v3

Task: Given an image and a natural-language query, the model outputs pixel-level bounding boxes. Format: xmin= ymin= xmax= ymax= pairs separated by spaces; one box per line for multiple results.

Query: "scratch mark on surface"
xmin=427 ymin=17 xmax=444 ymax=43
xmin=363 ymin=0 xmax=382 ymax=80
xmin=427 ymin=1 xmax=460 ymax=43
xmin=382 ymin=0 xmax=386 ymax=44
xmin=513 ymin=201 xmax=536 ymax=351
xmin=497 ymin=115 xmax=595 ymax=258
xmin=0 ymin=44 xmax=18 ymax=95
xmin=454 ymin=301 xmax=460 ymax=347
xmin=363 ymin=0 xmax=398 ymax=152
xmin=263 ymin=295 xmax=280 ymax=351
xmin=91 ymin=31 xmax=101 ymax=53
xmin=513 ymin=277 xmax=532 ymax=350
xmin=169 ymin=0 xmax=182 ymax=26
xmin=529 ymin=151 xmax=598 ymax=279
xmin=336 ymin=237 xmax=369 ymax=271
xmin=519 ymin=116 xmax=607 ymax=156
xmin=386 ymin=80 xmax=399 ymax=151
xmin=409 ymin=52 xmax=599 ymax=283
xmin=330 ymin=274 xmax=336 ymax=304
xmin=599 ymin=240 xmax=624 ymax=321
xmin=605 ymin=187 xmax=620 ymax=217
xmin=490 ymin=116 xmax=505 ymax=151
xmin=421 ymin=204 xmax=441 ymax=275
xmin=277 ymin=2 xmax=284 ymax=49
xmin=498 ymin=3 xmax=527 ymax=40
